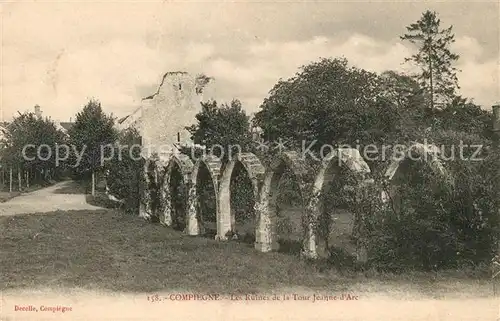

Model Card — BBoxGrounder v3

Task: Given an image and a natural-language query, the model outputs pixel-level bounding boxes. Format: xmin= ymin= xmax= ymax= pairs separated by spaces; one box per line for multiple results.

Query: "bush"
xmin=105 ymin=128 xmax=143 ymax=215
xmin=357 ymin=150 xmax=500 ymax=272
xmin=195 ymin=164 xmax=217 ymax=224
xmin=230 ymin=163 xmax=256 ymax=224
xmin=276 ymin=167 xmax=303 ymax=208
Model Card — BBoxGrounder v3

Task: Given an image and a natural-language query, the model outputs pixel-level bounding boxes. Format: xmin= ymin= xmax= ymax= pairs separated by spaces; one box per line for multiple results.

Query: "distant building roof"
xmin=117 ymin=115 xmax=130 ymax=124
xmin=116 ymin=106 xmax=142 ymax=132
xmin=0 ymin=120 xmax=74 ymax=136
xmin=59 ymin=122 xmax=74 ymax=131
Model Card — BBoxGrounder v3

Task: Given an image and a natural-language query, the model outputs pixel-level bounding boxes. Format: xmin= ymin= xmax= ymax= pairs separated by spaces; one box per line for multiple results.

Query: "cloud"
xmin=220 ymin=36 xmax=497 ymax=114
xmin=204 ymin=35 xmax=414 ymax=113
xmin=453 ymin=36 xmax=484 ymax=62
xmin=2 ymin=1 xmax=498 ymax=123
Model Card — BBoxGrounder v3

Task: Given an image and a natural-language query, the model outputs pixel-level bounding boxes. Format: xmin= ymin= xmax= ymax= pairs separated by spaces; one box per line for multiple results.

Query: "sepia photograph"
xmin=0 ymin=1 xmax=499 ymax=320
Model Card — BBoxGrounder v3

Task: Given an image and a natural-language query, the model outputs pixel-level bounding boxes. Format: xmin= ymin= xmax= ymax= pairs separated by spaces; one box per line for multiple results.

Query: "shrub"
xmin=195 ymin=164 xmax=217 ymax=224
xmin=356 ymin=150 xmax=500 ymax=272
xmin=230 ymin=163 xmax=255 ymax=224
xmin=105 ymin=128 xmax=143 ymax=215
xmin=168 ymin=166 xmax=188 ymax=230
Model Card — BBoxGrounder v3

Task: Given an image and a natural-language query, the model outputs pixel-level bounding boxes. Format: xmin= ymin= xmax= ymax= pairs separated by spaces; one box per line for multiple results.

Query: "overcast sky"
xmin=2 ymin=1 xmax=499 ymax=122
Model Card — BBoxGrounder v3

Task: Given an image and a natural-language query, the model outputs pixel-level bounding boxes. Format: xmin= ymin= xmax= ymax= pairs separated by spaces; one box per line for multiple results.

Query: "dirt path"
xmin=0 ymin=181 xmax=102 ymax=216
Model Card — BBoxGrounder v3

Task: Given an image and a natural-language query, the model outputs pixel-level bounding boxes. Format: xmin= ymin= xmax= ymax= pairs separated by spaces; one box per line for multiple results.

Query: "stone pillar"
xmin=163 ymin=195 xmax=173 ymax=226
xmin=139 ymin=167 xmax=151 ymax=219
xmin=216 ymin=188 xmax=232 ymax=241
xmin=302 ymin=195 xmax=319 ymax=259
xmin=160 ymin=176 xmax=172 ymax=227
xmin=254 ymin=200 xmax=274 ymax=252
xmin=144 ymin=192 xmax=152 ymax=220
xmin=139 ymin=194 xmax=152 ymax=219
xmin=196 ymin=197 xmax=206 ymax=235
xmin=139 ymin=198 xmax=147 ymax=218
xmin=301 ymin=219 xmax=318 ymax=259
xmin=186 ymin=181 xmax=200 ymax=235
xmin=307 ymin=185 xmax=331 ymax=259
xmin=215 ymin=203 xmax=231 ymax=241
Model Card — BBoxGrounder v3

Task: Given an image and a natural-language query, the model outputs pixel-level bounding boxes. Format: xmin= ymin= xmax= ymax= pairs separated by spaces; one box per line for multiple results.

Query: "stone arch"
xmin=191 ymin=155 xmax=223 ymax=238
xmin=192 ymin=154 xmax=222 ymax=191
xmin=217 ymin=152 xmax=265 ymax=241
xmin=139 ymin=155 xmax=159 ymax=220
xmin=384 ymin=143 xmax=448 ymax=181
xmin=160 ymin=152 xmax=194 ymax=229
xmin=255 ymin=151 xmax=313 ymax=256
xmin=382 ymin=142 xmax=451 ymax=210
xmin=308 ymin=148 xmax=372 ymax=260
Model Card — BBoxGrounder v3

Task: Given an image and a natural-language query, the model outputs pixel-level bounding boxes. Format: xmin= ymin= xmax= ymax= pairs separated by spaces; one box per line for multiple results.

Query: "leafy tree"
xmin=105 ymin=127 xmax=142 ymax=213
xmin=401 ymin=10 xmax=460 ymax=110
xmin=1 ymin=111 xmax=66 ymax=189
xmin=186 ymin=99 xmax=253 ymax=159
xmin=68 ymin=99 xmax=117 ymax=195
xmin=254 ymin=58 xmax=404 ymax=150
xmin=433 ymin=96 xmax=492 ymax=138
xmin=380 ymin=71 xmax=428 ymax=114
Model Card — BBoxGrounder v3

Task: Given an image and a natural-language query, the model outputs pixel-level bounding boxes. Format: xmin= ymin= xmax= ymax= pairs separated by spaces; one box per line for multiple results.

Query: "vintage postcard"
xmin=1 ymin=0 xmax=499 ymax=320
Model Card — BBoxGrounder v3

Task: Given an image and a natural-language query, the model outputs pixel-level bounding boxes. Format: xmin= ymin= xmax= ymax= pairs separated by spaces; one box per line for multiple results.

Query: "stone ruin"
xmin=119 ymin=71 xmax=452 ymax=262
xmin=138 ymin=144 xmax=449 ymax=261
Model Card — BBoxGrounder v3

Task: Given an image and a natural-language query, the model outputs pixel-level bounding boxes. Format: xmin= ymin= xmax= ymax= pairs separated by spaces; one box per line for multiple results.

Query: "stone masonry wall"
xmin=140 ymin=72 xmax=215 ymax=158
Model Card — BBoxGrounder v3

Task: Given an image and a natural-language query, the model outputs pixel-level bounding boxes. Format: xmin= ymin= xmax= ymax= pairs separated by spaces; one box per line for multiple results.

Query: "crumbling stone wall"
xmin=128 ymin=72 xmax=216 ymax=158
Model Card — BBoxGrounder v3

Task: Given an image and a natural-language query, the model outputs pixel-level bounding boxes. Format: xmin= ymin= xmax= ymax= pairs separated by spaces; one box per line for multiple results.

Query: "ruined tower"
xmin=138 ymin=72 xmax=216 ymax=158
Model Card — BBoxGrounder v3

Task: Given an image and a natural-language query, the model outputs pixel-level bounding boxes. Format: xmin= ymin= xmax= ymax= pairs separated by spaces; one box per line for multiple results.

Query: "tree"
xmin=105 ymin=127 xmax=142 ymax=213
xmin=186 ymin=99 xmax=253 ymax=159
xmin=254 ymin=58 xmax=401 ymax=150
xmin=401 ymin=10 xmax=460 ymax=110
xmin=1 ymin=111 xmax=66 ymax=190
xmin=380 ymin=70 xmax=428 ymax=112
xmin=68 ymin=99 xmax=117 ymax=195
xmin=433 ymin=96 xmax=492 ymax=138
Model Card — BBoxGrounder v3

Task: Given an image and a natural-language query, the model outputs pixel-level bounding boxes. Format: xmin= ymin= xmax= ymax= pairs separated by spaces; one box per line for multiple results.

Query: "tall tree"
xmin=186 ymin=99 xmax=253 ymax=158
xmin=380 ymin=70 xmax=428 ymax=112
xmin=1 ymin=112 xmax=66 ymax=188
xmin=105 ymin=126 xmax=142 ymax=213
xmin=254 ymin=58 xmax=401 ymax=150
xmin=401 ymin=10 xmax=460 ymax=110
xmin=68 ymin=99 xmax=117 ymax=195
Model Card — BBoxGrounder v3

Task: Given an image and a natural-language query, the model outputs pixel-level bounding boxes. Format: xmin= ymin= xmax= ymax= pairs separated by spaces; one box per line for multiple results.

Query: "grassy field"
xmin=0 ymin=208 xmax=494 ymax=297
